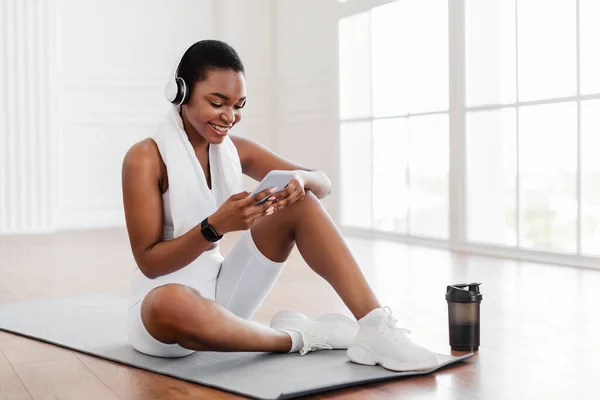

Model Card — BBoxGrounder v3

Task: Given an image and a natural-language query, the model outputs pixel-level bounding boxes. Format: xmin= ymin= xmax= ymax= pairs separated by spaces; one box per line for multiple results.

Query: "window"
xmin=581 ymin=100 xmax=600 ymax=256
xmin=465 ymin=0 xmax=599 ymax=256
xmin=338 ymin=0 xmax=449 ymax=239
xmin=339 ymin=0 xmax=600 ymax=260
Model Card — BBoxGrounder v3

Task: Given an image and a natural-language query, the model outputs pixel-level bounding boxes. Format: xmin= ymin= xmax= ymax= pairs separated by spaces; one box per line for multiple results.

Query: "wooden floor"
xmin=0 ymin=228 xmax=599 ymax=399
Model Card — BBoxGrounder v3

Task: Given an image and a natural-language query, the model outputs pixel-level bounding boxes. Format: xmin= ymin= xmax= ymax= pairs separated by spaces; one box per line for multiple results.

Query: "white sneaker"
xmin=347 ymin=306 xmax=438 ymax=371
xmin=270 ymin=310 xmax=359 ymax=355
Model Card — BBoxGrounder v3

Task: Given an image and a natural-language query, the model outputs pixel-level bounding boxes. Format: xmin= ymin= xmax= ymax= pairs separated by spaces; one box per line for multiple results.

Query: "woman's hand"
xmin=272 ymin=171 xmax=306 ymax=211
xmin=208 ymin=188 xmax=278 ymax=234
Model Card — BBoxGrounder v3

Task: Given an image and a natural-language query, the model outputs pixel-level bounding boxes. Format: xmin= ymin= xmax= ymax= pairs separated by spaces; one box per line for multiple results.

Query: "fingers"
xmin=266 ymin=204 xmax=276 ymax=215
xmin=241 ymin=178 xmax=306 ymax=225
xmin=245 ymin=186 xmax=305 ymax=225
xmin=246 ymin=187 xmax=278 ymax=206
xmin=273 ymin=190 xmax=291 ymax=209
xmin=273 ymin=182 xmax=305 ymax=211
xmin=276 ymin=180 xmax=295 ymax=201
xmin=247 ymin=198 xmax=277 ymax=219
xmin=229 ymin=191 xmax=250 ymax=201
xmin=244 ymin=188 xmax=278 ymax=217
xmin=276 ymin=194 xmax=301 ymax=210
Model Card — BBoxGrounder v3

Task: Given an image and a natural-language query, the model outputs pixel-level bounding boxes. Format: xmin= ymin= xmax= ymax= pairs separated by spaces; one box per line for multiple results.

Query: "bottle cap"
xmin=446 ymin=282 xmax=483 ymax=303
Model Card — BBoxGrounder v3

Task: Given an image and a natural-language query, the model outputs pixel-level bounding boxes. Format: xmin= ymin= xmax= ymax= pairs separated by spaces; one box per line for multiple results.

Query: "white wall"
xmin=211 ymin=0 xmax=341 ymax=218
xmin=274 ymin=0 xmax=340 ymax=221
xmin=1 ymin=0 xmax=216 ymax=232
xmin=1 ymin=0 xmax=52 ymax=233
xmin=52 ymin=0 xmax=216 ymax=230
xmin=211 ymin=0 xmax=277 ymax=192
xmin=0 ymin=0 xmax=340 ymax=234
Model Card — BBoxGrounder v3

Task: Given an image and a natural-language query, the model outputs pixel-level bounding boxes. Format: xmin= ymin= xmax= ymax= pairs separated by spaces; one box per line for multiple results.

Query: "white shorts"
xmin=127 ymin=230 xmax=286 ymax=357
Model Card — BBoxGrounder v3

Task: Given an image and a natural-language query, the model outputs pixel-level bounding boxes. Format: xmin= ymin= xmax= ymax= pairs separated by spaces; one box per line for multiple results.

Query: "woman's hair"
xmin=177 ymin=40 xmax=245 ymax=90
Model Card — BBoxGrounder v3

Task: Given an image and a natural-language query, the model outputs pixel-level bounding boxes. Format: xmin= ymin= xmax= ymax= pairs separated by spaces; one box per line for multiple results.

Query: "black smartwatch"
xmin=200 ymin=217 xmax=223 ymax=242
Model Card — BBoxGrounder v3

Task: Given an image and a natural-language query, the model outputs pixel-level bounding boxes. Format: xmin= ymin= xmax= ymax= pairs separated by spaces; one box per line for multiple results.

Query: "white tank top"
xmin=129 ymin=107 xmax=242 ymax=307
xmin=162 ymin=190 xmax=174 ymax=240
xmin=129 ymin=188 xmax=224 ymax=307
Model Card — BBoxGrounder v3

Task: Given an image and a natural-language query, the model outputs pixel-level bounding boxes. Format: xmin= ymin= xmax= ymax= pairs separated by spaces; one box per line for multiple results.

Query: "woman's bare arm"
xmin=121 ymin=139 xmax=217 ymax=279
xmin=230 ymin=135 xmax=332 ymax=199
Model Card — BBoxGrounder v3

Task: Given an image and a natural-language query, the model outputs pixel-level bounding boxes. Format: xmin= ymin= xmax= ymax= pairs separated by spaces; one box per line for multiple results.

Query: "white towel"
xmin=152 ymin=106 xmax=244 ymax=238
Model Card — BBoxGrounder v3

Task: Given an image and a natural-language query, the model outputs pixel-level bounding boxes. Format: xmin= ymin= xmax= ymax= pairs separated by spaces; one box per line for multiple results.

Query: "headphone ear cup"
xmin=164 ymin=77 xmax=188 ymax=105
xmin=177 ymin=77 xmax=189 ymax=105
xmin=164 ymin=79 xmax=178 ymax=103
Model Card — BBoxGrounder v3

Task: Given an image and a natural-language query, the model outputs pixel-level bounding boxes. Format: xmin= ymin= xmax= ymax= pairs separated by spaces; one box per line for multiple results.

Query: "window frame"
xmin=337 ymin=0 xmax=600 ymax=269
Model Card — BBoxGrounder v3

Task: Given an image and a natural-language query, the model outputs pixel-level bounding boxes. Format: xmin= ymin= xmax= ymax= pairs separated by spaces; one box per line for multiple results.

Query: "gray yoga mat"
xmin=0 ymin=294 xmax=472 ymax=399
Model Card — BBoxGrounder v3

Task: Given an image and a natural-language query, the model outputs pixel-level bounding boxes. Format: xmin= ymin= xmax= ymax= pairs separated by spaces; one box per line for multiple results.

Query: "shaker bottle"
xmin=446 ymin=283 xmax=482 ymax=351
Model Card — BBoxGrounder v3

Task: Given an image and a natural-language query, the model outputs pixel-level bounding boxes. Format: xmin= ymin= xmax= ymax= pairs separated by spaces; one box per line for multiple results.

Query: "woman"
xmin=122 ymin=40 xmax=436 ymax=371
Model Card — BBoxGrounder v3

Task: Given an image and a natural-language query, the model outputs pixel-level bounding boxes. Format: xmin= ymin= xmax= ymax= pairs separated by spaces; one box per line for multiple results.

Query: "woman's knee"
xmin=141 ymin=284 xmax=206 ymax=341
xmin=302 ymin=190 xmax=320 ymax=204
xmin=286 ymin=190 xmax=322 ymax=214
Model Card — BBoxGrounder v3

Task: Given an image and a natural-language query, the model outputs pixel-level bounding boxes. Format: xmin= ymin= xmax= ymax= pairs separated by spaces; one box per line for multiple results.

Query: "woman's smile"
xmin=208 ymin=122 xmax=231 ymax=136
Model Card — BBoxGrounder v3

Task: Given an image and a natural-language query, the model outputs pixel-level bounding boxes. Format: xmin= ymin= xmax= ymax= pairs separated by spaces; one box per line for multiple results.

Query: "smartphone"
xmin=250 ymin=170 xmax=295 ymax=205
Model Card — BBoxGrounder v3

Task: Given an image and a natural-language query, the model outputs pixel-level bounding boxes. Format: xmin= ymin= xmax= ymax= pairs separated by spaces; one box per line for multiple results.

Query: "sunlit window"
xmin=339 ymin=0 xmax=600 ymax=256
xmin=339 ymin=0 xmax=449 ymax=239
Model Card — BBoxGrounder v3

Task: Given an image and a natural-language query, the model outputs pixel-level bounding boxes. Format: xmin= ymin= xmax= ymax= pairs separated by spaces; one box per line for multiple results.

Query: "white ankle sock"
xmin=281 ymin=329 xmax=304 ymax=353
xmin=358 ymin=308 xmax=388 ymax=326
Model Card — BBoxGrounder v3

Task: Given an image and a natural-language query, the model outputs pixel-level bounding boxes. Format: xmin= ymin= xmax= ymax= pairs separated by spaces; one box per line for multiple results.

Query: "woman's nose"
xmin=221 ymin=108 xmax=234 ymax=125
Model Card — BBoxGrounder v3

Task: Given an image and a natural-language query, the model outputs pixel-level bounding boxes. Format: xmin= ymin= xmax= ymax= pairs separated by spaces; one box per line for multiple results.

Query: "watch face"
xmin=207 ymin=226 xmax=218 ymax=238
xmin=201 ymin=218 xmax=222 ymax=242
xmin=202 ymin=225 xmax=220 ymax=241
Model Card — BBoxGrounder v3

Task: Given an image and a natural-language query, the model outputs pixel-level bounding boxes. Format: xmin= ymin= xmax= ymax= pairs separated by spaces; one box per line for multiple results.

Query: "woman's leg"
xmin=249 ymin=191 xmax=381 ymax=320
xmin=249 ymin=193 xmax=438 ymax=371
xmin=139 ymin=192 xmax=381 ymax=353
xmin=140 ymin=283 xmax=292 ymax=352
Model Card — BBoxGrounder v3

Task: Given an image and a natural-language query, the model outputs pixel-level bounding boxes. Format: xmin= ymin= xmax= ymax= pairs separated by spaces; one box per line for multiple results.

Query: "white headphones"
xmin=164 ymin=46 xmax=191 ymax=106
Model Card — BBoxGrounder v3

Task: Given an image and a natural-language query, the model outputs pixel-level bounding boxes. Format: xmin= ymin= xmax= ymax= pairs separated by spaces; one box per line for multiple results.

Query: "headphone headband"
xmin=164 ymin=44 xmax=192 ymax=105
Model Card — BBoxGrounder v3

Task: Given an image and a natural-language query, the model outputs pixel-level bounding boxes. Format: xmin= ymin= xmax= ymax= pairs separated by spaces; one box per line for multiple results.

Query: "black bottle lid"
xmin=446 ymin=282 xmax=483 ymax=303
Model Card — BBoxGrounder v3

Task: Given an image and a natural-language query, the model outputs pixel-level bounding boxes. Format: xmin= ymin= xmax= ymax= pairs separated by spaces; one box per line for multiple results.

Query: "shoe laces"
xmin=382 ymin=306 xmax=411 ymax=339
xmin=300 ymin=331 xmax=333 ymax=355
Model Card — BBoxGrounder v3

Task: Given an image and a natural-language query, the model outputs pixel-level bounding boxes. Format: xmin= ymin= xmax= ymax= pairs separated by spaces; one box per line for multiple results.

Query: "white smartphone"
xmin=250 ymin=170 xmax=296 ymax=205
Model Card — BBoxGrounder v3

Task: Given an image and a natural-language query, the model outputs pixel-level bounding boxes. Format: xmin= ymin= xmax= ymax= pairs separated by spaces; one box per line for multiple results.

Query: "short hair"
xmin=177 ymin=40 xmax=245 ymax=91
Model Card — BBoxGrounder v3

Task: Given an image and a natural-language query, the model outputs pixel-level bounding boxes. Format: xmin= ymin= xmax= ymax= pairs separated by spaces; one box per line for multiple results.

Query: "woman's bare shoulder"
xmin=123 ymin=138 xmax=160 ymax=169
xmin=122 ymin=138 xmax=167 ymax=190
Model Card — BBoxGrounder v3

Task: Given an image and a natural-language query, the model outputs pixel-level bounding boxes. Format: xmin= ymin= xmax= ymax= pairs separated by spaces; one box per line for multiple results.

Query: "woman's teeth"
xmin=210 ymin=123 xmax=229 ymax=133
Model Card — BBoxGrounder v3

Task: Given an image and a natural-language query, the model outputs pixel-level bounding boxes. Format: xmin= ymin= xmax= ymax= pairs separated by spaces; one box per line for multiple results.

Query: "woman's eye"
xmin=210 ymin=102 xmax=223 ymax=108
